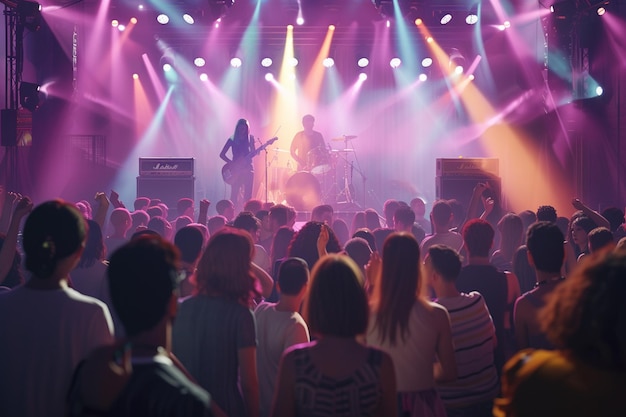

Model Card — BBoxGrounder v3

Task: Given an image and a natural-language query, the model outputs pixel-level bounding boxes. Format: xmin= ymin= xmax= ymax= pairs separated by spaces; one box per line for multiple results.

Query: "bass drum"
xmin=284 ymin=171 xmax=321 ymax=212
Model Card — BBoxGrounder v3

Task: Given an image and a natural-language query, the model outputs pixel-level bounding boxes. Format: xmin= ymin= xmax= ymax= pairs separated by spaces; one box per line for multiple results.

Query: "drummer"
xmin=290 ymin=114 xmax=327 ymax=172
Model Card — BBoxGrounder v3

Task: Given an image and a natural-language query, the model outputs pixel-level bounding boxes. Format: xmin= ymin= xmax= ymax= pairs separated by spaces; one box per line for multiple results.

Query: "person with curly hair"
xmin=494 ymin=252 xmax=626 ymax=417
xmin=287 ymin=221 xmax=341 ymax=270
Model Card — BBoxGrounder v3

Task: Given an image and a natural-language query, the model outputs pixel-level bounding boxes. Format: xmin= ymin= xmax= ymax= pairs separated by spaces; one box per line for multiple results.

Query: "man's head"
xmin=277 ymin=257 xmax=309 ymax=296
xmin=110 ymin=208 xmax=132 ymax=235
xmin=383 ymin=199 xmax=400 ymax=228
xmin=393 ymin=206 xmax=415 ymax=232
xmin=302 ymin=114 xmax=315 ymax=131
xmin=176 ymin=198 xmax=194 ymax=218
xmin=426 ymin=244 xmax=462 ymax=283
xmin=174 ymin=226 xmax=204 ymax=265
xmin=588 ymin=227 xmax=615 ymax=253
xmin=410 ymin=197 xmax=426 ymax=218
xmin=536 ymin=205 xmax=558 ymax=223
xmin=215 ymin=199 xmax=235 ymax=221
xmin=134 ymin=197 xmax=150 ymax=212
xmin=207 ymin=215 xmax=227 ymax=236
xmin=108 ymin=235 xmax=180 ymax=337
xmin=431 ymin=200 xmax=453 ymax=230
xmin=462 ymin=218 xmax=494 ymax=258
xmin=269 ymin=204 xmax=290 ymax=232
xmin=526 ymin=221 xmax=565 ymax=274
xmin=311 ymin=204 xmax=333 ymax=224
xmin=233 ymin=211 xmax=261 ymax=242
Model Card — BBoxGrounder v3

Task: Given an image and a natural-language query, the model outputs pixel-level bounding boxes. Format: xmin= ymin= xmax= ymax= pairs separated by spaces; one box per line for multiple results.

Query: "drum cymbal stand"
xmin=335 ymin=136 xmax=357 ymax=206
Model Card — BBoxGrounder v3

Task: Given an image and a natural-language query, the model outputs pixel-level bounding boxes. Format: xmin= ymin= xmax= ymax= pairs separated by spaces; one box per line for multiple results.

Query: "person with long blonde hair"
xmin=366 ymin=232 xmax=456 ymax=417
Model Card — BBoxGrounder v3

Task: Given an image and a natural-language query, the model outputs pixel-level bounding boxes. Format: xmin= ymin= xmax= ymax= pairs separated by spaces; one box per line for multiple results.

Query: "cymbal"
xmin=330 ymin=149 xmax=354 ymax=152
xmin=271 ymin=148 xmax=290 ymax=153
xmin=331 ymin=135 xmax=357 ymax=141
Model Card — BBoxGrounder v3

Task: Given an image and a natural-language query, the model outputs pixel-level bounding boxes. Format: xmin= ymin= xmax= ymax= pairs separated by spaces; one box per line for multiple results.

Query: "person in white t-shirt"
xmin=0 ymin=200 xmax=114 ymax=417
xmin=254 ymin=257 xmax=310 ymax=417
xmin=421 ymin=200 xmax=464 ymax=258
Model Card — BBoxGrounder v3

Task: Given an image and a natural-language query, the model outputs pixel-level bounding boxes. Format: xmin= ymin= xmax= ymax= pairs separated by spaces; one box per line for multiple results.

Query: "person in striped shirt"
xmin=426 ymin=244 xmax=500 ymax=417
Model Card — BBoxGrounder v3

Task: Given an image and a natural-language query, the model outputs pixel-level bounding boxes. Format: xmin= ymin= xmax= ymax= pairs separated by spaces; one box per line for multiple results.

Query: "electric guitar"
xmin=221 ymin=136 xmax=278 ymax=185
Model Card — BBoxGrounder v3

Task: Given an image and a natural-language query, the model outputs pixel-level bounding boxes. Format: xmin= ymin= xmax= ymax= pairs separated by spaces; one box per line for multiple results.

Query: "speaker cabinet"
xmin=436 ymin=176 xmax=501 ymax=210
xmin=137 ymin=176 xmax=195 ymax=210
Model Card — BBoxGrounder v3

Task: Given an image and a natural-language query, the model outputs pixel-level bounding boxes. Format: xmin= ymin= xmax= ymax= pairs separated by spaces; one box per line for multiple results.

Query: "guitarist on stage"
xmin=220 ymin=118 xmax=255 ymax=208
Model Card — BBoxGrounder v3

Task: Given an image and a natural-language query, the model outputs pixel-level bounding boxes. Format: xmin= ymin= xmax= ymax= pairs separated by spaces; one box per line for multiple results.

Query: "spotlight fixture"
xmin=163 ymin=63 xmax=172 ymax=72
xmin=466 ymin=14 xmax=478 ymax=25
xmin=130 ymin=17 xmax=137 ymax=24
xmin=421 ymin=57 xmax=433 ymax=68
xmin=597 ymin=7 xmax=606 ymax=16
xmin=596 ymin=86 xmax=604 ymax=96
xmin=265 ymin=73 xmax=274 ymax=81
xmin=194 ymin=57 xmax=206 ymax=67
xmin=440 ymin=13 xmax=453 ymax=25
xmin=132 ymin=73 xmax=139 ymax=80
xmin=322 ymin=58 xmax=334 ymax=68
xmin=358 ymin=73 xmax=368 ymax=81
xmin=117 ymin=25 xmax=126 ymax=32
xmin=17 ymin=0 xmax=41 ymax=32
xmin=261 ymin=58 xmax=273 ymax=68
xmin=182 ymin=13 xmax=195 ymax=24
xmin=111 ymin=20 xmax=119 ymax=27
xmin=296 ymin=16 xmax=304 ymax=25
xmin=357 ymin=57 xmax=369 ymax=68
xmin=288 ymin=57 xmax=299 ymax=67
xmin=157 ymin=14 xmax=169 ymax=24
xmin=419 ymin=73 xmax=428 ymax=82
xmin=200 ymin=73 xmax=208 ymax=81
xmin=390 ymin=57 xmax=401 ymax=68
xmin=230 ymin=57 xmax=242 ymax=68
xmin=20 ymin=81 xmax=41 ymax=112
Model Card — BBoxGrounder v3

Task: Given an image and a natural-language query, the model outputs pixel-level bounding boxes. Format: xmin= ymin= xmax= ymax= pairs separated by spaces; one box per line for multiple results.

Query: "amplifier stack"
xmin=137 ymin=157 xmax=195 ymax=210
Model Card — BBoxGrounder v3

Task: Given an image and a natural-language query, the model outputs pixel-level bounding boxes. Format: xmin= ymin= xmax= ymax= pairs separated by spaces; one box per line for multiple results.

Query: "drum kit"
xmin=266 ymin=134 xmax=359 ymax=211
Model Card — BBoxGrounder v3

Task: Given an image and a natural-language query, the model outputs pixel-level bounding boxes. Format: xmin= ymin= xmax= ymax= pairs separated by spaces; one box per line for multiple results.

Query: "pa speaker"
xmin=136 ymin=176 xmax=195 ymax=210
xmin=436 ymin=176 xmax=501 ymax=210
xmin=1 ymin=109 xmax=17 ymax=146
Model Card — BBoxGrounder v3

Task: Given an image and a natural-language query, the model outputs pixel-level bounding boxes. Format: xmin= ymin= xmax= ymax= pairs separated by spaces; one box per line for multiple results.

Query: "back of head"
xmin=233 ymin=211 xmax=260 ymax=235
xmin=331 ymin=218 xmax=349 ymax=246
xmin=410 ymin=197 xmax=426 ymax=217
xmin=463 ymin=218 xmax=495 ymax=257
xmin=601 ymin=207 xmax=625 ymax=232
xmin=146 ymin=206 xmax=164 ymax=219
xmin=311 ymin=204 xmax=333 ymax=223
xmin=269 ymin=204 xmax=289 ymax=228
xmin=364 ymin=208 xmax=381 ymax=231
xmin=588 ymin=227 xmax=614 ymax=253
xmin=536 ymin=205 xmax=558 ymax=223
xmin=394 ymin=206 xmax=416 ymax=229
xmin=131 ymin=210 xmax=149 ymax=230
xmin=431 ymin=200 xmax=453 ymax=228
xmin=78 ymin=219 xmax=105 ymax=268
xmin=174 ymin=226 xmax=204 ymax=264
xmin=541 ymin=251 xmax=626 ymax=371
xmin=215 ymin=199 xmax=234 ymax=216
xmin=374 ymin=232 xmax=421 ymax=344
xmin=23 ymin=200 xmax=87 ymax=279
xmin=277 ymin=257 xmax=309 ymax=296
xmin=174 ymin=216 xmax=193 ymax=232
xmin=243 ymin=199 xmax=263 ymax=215
xmin=497 ymin=213 xmax=524 ymax=257
xmin=383 ymin=199 xmax=400 ymax=227
xmin=447 ymin=199 xmax=464 ymax=228
xmin=518 ymin=210 xmax=537 ymax=232
xmin=108 ymin=235 xmax=179 ymax=337
xmin=110 ymin=208 xmax=131 ymax=229
xmin=271 ymin=226 xmax=295 ymax=262
xmin=305 ymin=254 xmax=367 ymax=338
xmin=344 ymin=237 xmax=372 ymax=268
xmin=207 ymin=215 xmax=227 ymax=236
xmin=526 ymin=222 xmax=565 ymax=274
xmin=176 ymin=198 xmax=194 ymax=217
xmin=353 ymin=228 xmax=376 ymax=252
xmin=428 ymin=244 xmax=462 ymax=282
xmin=196 ymin=228 xmax=257 ymax=303
xmin=288 ymin=221 xmax=342 ymax=270
xmin=134 ymin=197 xmax=150 ymax=211
xmin=147 ymin=216 xmax=170 ymax=237
xmin=372 ymin=228 xmax=394 ymax=255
